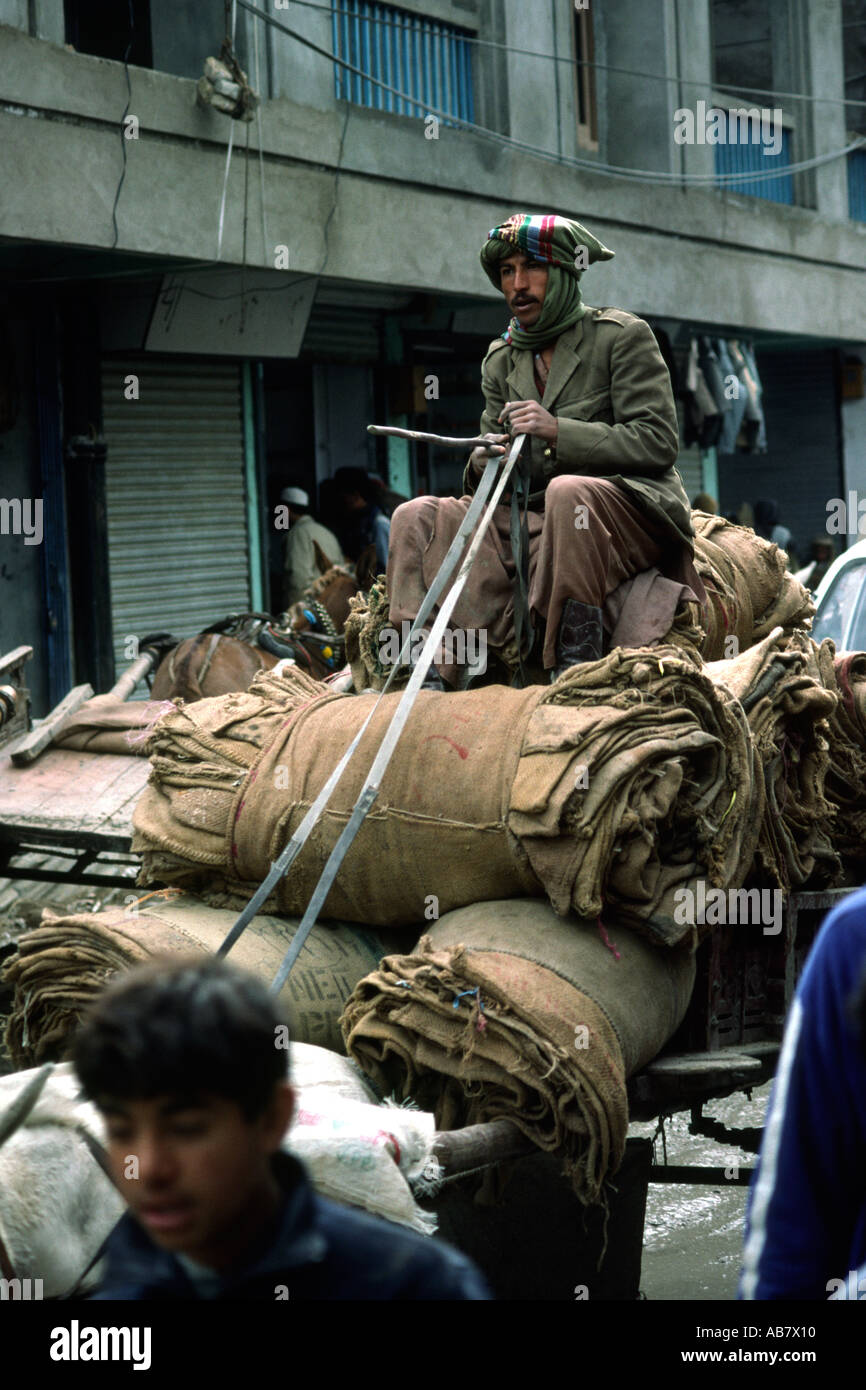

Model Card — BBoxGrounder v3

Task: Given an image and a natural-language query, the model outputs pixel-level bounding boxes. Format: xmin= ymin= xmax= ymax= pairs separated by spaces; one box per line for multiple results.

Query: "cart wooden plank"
xmin=0 ymin=748 xmax=149 ymax=851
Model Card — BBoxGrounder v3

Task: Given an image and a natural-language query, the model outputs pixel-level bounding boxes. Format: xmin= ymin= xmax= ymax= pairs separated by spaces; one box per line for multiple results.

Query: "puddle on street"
xmin=630 ymin=1082 xmax=772 ymax=1300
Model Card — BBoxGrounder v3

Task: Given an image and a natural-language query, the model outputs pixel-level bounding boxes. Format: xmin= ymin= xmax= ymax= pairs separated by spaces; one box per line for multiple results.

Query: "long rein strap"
xmin=216 ymin=438 xmax=525 ymax=967
xmin=266 ymin=434 xmax=528 ymax=995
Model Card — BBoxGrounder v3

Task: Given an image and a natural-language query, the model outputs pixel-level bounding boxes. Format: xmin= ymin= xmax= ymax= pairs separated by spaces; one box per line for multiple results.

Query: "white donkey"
xmin=0 ymin=1064 xmax=122 ymax=1298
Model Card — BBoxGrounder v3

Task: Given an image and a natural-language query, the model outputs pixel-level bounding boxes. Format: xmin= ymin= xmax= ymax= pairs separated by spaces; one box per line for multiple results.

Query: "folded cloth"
xmin=704 ymin=628 xmax=840 ymax=891
xmin=53 ymin=696 xmax=176 ymax=755
xmin=1 ymin=890 xmax=404 ymax=1066
xmin=601 ymin=568 xmax=702 ymax=650
xmin=342 ymin=899 xmax=696 ymax=1205
xmin=514 ymin=644 xmax=758 ymax=946
xmin=691 ymin=512 xmax=814 ymax=660
xmin=131 ymin=656 xmax=756 ymax=949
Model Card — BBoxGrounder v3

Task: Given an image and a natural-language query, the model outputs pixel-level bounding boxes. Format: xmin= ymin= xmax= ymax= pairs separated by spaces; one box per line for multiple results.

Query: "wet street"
xmin=632 ymin=1083 xmax=772 ymax=1300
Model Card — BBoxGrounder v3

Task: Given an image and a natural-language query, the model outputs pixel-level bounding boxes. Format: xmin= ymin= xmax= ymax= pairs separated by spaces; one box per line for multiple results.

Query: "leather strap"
xmin=0 ymin=1060 xmax=116 ymax=1295
xmin=195 ymin=632 xmax=222 ymax=688
xmin=509 ymin=462 xmax=535 ymax=687
xmin=0 ymin=1220 xmax=17 ymax=1283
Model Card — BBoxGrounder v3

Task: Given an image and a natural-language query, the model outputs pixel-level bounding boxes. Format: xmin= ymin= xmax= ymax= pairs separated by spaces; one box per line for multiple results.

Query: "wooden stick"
xmin=431 ymin=1118 xmax=535 ymax=1177
xmin=10 ymin=683 xmax=94 ymax=765
xmin=367 ymin=424 xmax=502 ymax=450
xmin=108 ymin=649 xmax=158 ymax=703
xmin=0 ymin=646 xmax=33 ymax=679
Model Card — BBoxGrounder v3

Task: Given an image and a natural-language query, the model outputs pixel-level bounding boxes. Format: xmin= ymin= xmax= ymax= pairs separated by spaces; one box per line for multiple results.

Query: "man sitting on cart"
xmin=386 ymin=211 xmax=705 ymax=687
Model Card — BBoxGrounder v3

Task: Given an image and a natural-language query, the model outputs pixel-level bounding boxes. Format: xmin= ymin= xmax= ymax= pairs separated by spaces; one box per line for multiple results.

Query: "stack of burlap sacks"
xmin=3 ymin=514 xmax=864 ymax=1207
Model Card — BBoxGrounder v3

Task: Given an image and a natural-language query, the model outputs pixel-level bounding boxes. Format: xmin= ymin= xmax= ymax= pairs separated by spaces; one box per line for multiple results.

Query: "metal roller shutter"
xmin=300 ymin=304 xmax=382 ymax=363
xmin=101 ymin=357 xmax=251 ymax=681
xmin=298 ymin=284 xmax=411 ymax=362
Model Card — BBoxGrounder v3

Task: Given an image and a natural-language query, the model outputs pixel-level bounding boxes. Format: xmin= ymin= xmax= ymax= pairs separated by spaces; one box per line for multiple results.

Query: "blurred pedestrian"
xmin=333 ymin=467 xmax=390 ymax=571
xmin=280 ymin=486 xmax=346 ymax=609
xmin=794 ymin=535 xmax=835 ymax=593
xmin=739 ymin=890 xmax=866 ymax=1299
xmin=754 ymin=498 xmax=799 ymax=570
xmin=75 ymin=957 xmax=491 ymax=1301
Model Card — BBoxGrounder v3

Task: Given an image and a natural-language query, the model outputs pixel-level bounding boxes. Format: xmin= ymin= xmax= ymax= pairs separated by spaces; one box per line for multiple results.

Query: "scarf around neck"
xmin=480 ymin=212 xmax=614 ymax=350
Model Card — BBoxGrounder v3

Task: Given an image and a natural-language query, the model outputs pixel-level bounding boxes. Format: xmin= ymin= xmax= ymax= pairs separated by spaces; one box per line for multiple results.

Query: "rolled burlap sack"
xmin=1 ymin=889 xmax=403 ymax=1066
xmin=342 ymin=898 xmax=696 ymax=1206
xmin=131 ymin=652 xmax=758 ymax=950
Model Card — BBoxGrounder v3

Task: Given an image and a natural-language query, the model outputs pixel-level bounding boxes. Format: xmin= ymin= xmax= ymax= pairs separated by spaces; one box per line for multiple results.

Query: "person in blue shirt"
xmin=334 ymin=467 xmax=391 ymax=573
xmin=72 ymin=957 xmax=489 ymax=1301
xmin=739 ymin=887 xmax=866 ymax=1300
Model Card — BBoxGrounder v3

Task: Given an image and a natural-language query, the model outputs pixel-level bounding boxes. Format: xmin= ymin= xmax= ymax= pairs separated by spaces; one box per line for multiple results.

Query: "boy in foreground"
xmin=73 ymin=957 xmax=489 ymax=1300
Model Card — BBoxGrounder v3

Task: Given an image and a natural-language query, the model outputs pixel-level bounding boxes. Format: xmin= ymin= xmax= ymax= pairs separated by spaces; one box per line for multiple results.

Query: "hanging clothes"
xmin=729 ymin=340 xmax=766 ymax=454
xmin=683 ymin=336 xmax=722 ymax=449
xmin=740 ymin=340 xmax=767 ymax=452
xmin=715 ymin=338 xmax=748 ymax=455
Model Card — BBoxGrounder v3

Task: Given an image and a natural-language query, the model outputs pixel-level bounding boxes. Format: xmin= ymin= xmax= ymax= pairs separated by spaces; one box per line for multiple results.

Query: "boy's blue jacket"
xmin=90 ymin=1152 xmax=490 ymax=1301
xmin=740 ymin=888 xmax=866 ymax=1299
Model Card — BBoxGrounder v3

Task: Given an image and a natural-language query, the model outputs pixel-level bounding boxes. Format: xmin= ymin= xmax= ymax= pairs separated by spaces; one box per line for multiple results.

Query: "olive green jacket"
xmin=464 ymin=307 xmax=694 ymax=555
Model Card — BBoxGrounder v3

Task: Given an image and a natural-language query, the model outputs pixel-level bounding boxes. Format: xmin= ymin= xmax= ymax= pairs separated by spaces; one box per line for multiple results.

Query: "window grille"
xmin=332 ymin=0 xmax=474 ymax=125
xmin=573 ymin=5 xmax=598 ymax=151
xmin=713 ymin=111 xmax=794 ymax=204
xmin=848 ymin=148 xmax=866 ymax=222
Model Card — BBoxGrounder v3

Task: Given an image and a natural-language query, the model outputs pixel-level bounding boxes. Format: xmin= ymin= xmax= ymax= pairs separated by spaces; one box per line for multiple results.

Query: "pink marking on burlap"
xmin=596 ymin=918 xmax=621 ymax=960
xmin=230 ymin=708 xmax=312 ymax=864
xmin=422 ymin=735 xmax=468 ymax=759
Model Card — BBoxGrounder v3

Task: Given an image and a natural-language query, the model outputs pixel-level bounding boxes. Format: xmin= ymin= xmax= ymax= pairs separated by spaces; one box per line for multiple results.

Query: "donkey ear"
xmin=312 ymin=539 xmax=332 ymax=576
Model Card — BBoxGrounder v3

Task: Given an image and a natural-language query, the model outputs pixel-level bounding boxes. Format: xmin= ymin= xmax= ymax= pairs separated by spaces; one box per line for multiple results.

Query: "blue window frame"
xmin=332 ymin=0 xmax=474 ymax=126
xmin=713 ymin=110 xmax=794 ymax=204
xmin=848 ymin=149 xmax=866 ymax=222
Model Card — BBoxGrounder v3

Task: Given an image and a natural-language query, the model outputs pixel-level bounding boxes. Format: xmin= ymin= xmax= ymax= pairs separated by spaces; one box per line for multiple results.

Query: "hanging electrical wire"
xmin=253 ymin=12 xmax=269 ymax=263
xmin=109 ymin=0 xmax=136 ymax=250
xmin=204 ymin=0 xmax=263 ymax=260
xmin=239 ymin=0 xmax=866 ymax=114
xmin=236 ymin=2 xmax=866 ymax=191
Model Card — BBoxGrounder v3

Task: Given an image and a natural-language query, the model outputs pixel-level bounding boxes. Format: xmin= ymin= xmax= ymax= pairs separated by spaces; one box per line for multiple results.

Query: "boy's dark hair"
xmin=73 ymin=956 xmax=289 ymax=1120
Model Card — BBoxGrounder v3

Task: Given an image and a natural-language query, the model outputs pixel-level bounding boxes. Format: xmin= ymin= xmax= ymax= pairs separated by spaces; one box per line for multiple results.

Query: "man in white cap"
xmin=280 ymin=486 xmax=346 ymax=608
